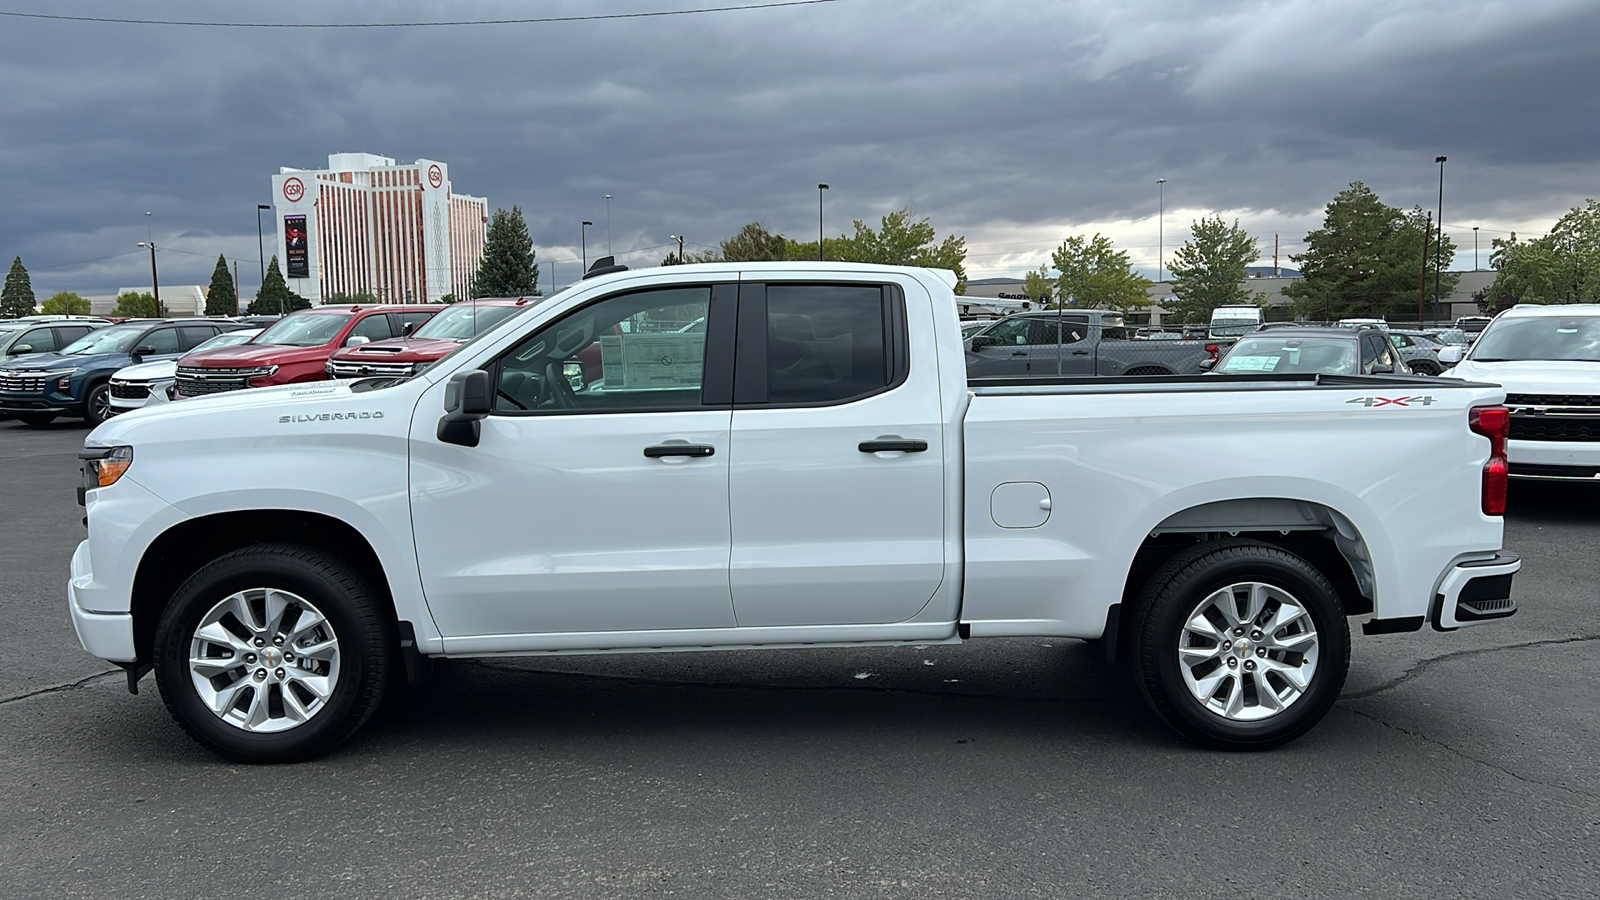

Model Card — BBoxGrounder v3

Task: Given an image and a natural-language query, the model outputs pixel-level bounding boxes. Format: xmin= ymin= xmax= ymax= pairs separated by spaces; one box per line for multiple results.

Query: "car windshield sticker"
xmin=1228 ymin=355 xmax=1280 ymax=372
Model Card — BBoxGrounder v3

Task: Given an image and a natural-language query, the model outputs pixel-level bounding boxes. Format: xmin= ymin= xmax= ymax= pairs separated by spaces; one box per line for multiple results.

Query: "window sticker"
xmin=1227 ymin=355 xmax=1281 ymax=372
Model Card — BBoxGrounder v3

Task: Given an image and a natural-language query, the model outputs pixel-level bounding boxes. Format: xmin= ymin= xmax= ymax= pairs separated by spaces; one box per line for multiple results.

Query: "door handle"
xmin=859 ymin=439 xmax=928 ymax=453
xmin=644 ymin=444 xmax=715 ymax=458
xmin=1010 ymin=350 xmax=1027 ymax=357
xmin=1071 ymin=350 xmax=1090 ymax=356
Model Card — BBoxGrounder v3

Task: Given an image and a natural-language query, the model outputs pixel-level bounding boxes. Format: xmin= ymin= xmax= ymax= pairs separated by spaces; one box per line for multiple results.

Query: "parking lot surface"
xmin=1 ymin=418 xmax=1596 ymax=898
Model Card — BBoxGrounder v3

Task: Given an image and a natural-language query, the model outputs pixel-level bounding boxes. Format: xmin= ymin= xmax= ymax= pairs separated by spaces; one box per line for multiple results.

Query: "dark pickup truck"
xmin=964 ymin=309 xmax=1215 ymax=377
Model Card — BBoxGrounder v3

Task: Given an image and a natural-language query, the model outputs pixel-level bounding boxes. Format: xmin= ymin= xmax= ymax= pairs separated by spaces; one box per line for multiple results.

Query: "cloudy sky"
xmin=3 ymin=0 xmax=1598 ymax=298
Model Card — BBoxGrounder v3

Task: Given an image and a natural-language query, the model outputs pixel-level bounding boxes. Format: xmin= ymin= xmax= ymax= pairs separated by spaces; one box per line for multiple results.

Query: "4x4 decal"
xmin=1346 ymin=395 xmax=1436 ymax=407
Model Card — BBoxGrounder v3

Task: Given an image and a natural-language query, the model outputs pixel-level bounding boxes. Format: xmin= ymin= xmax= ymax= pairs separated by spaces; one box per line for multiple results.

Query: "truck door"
xmin=409 ymin=280 xmax=740 ymax=638
xmin=726 ymin=280 xmax=946 ymax=627
xmin=1017 ymin=315 xmax=1093 ymax=375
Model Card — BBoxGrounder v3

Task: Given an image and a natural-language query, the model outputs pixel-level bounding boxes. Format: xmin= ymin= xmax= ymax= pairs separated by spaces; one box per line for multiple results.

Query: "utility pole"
xmin=1434 ymin=156 xmax=1447 ymax=316
xmin=818 ymin=184 xmax=829 ymax=261
xmin=1418 ymin=211 xmax=1432 ymax=324
xmin=233 ymin=260 xmax=239 ymax=315
xmin=138 ymin=241 xmax=163 ymax=317
xmin=1156 ymin=178 xmax=1167 ymax=283
xmin=1473 ymin=226 xmax=1480 ymax=271
xmin=1273 ymin=234 xmax=1279 ymax=278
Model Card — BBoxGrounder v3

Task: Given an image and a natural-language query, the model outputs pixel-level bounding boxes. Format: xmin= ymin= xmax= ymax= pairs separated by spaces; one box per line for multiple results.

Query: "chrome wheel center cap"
xmin=260 ymin=647 xmax=282 ymax=668
xmin=1234 ymin=639 xmax=1252 ymax=659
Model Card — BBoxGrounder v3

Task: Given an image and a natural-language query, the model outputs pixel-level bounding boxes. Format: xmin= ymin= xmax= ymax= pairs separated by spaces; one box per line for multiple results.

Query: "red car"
xmin=325 ymin=297 xmax=534 ymax=379
xmin=174 ymin=304 xmax=442 ymax=399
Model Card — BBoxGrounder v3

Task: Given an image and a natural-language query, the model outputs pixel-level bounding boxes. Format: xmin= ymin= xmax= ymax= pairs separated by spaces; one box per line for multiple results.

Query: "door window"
xmin=55 ymin=326 xmax=92 ymax=344
xmin=980 ymin=318 xmax=1030 ymax=346
xmin=1027 ymin=317 xmax=1087 ymax=345
xmin=1359 ymin=335 xmax=1379 ymax=373
xmin=493 ymin=286 xmax=713 ymax=414
xmin=136 ymin=327 xmax=181 ymax=354
xmin=397 ymin=311 xmax=435 ymax=334
xmin=17 ymin=328 xmax=55 ymax=353
xmin=764 ymin=284 xmax=895 ymax=405
xmin=179 ymin=326 xmax=219 ymax=350
xmin=348 ymin=314 xmax=393 ymax=343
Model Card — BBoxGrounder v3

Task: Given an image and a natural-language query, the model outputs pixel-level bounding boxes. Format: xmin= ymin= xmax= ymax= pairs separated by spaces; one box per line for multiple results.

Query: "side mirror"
xmin=345 ymin=335 xmax=371 ymax=347
xmin=1437 ymin=346 xmax=1465 ymax=365
xmin=1198 ymin=358 xmax=1216 ymax=371
xmin=970 ymin=335 xmax=996 ymax=351
xmin=437 ymin=369 xmax=491 ymax=447
xmin=401 ymin=322 xmax=417 ymax=337
xmin=1372 ymin=362 xmax=1394 ymax=375
xmin=134 ymin=345 xmax=156 ymax=355
xmin=11 ymin=344 xmax=32 ymax=355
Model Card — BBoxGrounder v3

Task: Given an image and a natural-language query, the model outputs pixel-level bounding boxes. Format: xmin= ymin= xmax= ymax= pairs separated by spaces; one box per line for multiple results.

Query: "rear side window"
xmin=757 ymin=284 xmax=904 ymax=406
xmin=55 ymin=326 xmax=92 ymax=344
xmin=179 ymin=326 xmax=219 ymax=349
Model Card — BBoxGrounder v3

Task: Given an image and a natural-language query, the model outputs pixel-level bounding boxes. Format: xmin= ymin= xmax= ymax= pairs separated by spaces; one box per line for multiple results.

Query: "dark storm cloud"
xmin=1 ymin=0 xmax=1596 ymax=293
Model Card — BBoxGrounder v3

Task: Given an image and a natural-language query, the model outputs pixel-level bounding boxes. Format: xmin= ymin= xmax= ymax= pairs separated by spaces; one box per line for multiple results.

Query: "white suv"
xmin=1444 ymin=304 xmax=1600 ymax=480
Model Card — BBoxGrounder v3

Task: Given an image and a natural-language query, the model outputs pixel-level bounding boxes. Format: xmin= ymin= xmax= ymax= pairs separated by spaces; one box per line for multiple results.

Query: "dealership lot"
xmin=2 ymin=419 xmax=1596 ymax=898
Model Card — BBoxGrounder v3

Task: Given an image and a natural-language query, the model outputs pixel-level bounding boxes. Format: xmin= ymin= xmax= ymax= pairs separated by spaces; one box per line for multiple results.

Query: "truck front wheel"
xmin=1130 ymin=540 xmax=1349 ymax=749
xmin=153 ymin=544 xmax=395 ymax=763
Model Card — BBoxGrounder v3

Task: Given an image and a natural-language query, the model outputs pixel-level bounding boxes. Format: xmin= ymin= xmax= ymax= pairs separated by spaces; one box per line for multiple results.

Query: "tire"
xmin=17 ymin=413 xmax=56 ymax=426
xmin=1130 ymin=540 xmax=1349 ymax=750
xmin=82 ymin=382 xmax=113 ymax=426
xmin=153 ymin=544 xmax=396 ymax=763
xmin=1408 ymin=358 xmax=1442 ymax=376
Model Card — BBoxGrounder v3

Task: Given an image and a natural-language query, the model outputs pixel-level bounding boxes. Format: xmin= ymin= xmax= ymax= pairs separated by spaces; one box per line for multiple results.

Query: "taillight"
xmin=1204 ymin=343 xmax=1220 ymax=363
xmin=1469 ymin=405 xmax=1510 ymax=515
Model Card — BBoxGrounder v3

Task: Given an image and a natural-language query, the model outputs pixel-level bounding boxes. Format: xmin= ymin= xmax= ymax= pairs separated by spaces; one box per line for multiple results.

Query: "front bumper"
xmin=0 ymin=391 xmax=75 ymax=414
xmin=1430 ymin=552 xmax=1520 ymax=631
xmin=68 ymin=540 xmax=137 ymax=662
xmin=1507 ymin=435 xmax=1600 ymax=479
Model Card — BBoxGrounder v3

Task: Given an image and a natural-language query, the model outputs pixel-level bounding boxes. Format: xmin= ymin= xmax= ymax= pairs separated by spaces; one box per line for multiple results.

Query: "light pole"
xmin=817 ymin=183 xmax=829 ymax=261
xmin=255 ymin=203 xmax=270 ymax=294
xmin=669 ymin=234 xmax=685 ymax=264
xmin=1156 ymin=178 xmax=1167 ymax=283
xmin=1473 ymin=225 xmax=1480 ymax=271
xmin=582 ymin=221 xmax=593 ymax=271
xmin=604 ymin=195 xmax=612 ymax=255
xmin=1434 ymin=156 xmax=1447 ymax=315
xmin=136 ymin=241 xmax=163 ymax=317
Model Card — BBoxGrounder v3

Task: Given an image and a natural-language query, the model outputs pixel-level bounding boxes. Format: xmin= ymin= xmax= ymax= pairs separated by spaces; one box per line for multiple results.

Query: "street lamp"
xmin=604 ymin=195 xmax=612 ymax=255
xmin=136 ymin=241 xmax=163 ymax=317
xmin=1435 ymin=156 xmax=1447 ymax=315
xmin=1156 ymin=178 xmax=1167 ymax=283
xmin=255 ymin=203 xmax=270 ymax=298
xmin=1473 ymin=225 xmax=1480 ymax=272
xmin=582 ymin=221 xmax=593 ymax=271
xmin=669 ymin=234 xmax=685 ymax=264
xmin=818 ymin=184 xmax=829 ymax=261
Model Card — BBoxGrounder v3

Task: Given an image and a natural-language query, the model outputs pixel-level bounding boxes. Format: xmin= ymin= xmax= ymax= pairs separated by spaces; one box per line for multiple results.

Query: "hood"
xmin=328 ymin=336 xmax=462 ymax=363
xmin=111 ymin=359 xmax=179 ymax=382
xmin=2 ymin=351 xmax=115 ymax=372
xmin=1451 ymin=359 xmax=1600 ymax=395
xmin=181 ymin=343 xmax=327 ymax=366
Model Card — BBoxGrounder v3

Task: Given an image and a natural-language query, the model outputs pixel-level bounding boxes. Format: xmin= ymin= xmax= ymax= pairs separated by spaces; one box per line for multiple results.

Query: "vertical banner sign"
xmin=284 ymin=215 xmax=309 ymax=279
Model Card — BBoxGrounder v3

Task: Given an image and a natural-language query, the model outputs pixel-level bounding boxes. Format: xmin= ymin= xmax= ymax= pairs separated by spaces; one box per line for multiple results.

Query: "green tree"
xmin=205 ymin=254 xmax=238 ymax=316
xmin=439 ymin=293 xmax=458 ymax=304
xmin=474 ymin=205 xmax=539 ymax=297
xmin=1284 ymin=182 xmax=1457 ymax=320
xmin=788 ymin=209 xmax=969 ymax=293
xmin=719 ymin=222 xmax=790 ymax=262
xmin=1022 ymin=265 xmax=1055 ymax=306
xmin=247 ymin=255 xmax=309 ymax=314
xmin=40 ymin=291 xmax=90 ymax=315
xmin=1049 ymin=233 xmax=1152 ymax=311
xmin=323 ymin=291 xmax=380 ymax=305
xmin=1 ymin=256 xmax=36 ymax=317
xmin=1485 ymin=200 xmax=1600 ymax=305
xmin=1166 ymin=216 xmax=1259 ymax=323
xmin=112 ymin=291 xmax=161 ymax=318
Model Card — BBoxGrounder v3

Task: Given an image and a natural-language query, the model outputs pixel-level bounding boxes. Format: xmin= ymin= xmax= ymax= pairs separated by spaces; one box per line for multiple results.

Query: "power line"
xmin=0 ymin=0 xmax=839 ymax=28
xmin=31 ymin=249 xmax=145 ymax=269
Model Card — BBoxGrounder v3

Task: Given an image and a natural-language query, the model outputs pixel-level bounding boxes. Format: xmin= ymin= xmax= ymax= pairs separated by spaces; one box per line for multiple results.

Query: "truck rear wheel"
xmin=153 ymin=544 xmax=395 ymax=763
xmin=1130 ymin=540 xmax=1349 ymax=750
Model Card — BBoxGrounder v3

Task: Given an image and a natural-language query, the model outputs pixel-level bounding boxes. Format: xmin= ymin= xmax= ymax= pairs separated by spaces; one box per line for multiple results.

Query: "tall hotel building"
xmin=270 ymin=152 xmax=488 ymax=304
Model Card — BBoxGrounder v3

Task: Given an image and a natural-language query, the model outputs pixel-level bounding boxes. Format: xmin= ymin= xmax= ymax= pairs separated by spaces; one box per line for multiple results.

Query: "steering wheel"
xmin=545 ymin=361 xmax=578 ymax=410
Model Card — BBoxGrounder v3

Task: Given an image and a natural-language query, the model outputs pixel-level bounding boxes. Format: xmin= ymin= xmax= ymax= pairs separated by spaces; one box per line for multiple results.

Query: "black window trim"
xmin=486 ymin=281 xmax=736 ymax=417
xmin=732 ymin=280 xmax=910 ymax=410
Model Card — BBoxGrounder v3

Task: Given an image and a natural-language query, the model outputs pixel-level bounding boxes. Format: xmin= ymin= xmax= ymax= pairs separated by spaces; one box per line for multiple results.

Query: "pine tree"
xmin=1 ymin=256 xmax=37 ymax=318
xmin=473 ymin=206 xmax=539 ymax=297
xmin=248 ymin=255 xmax=309 ymax=314
xmin=206 ymin=254 xmax=238 ymax=316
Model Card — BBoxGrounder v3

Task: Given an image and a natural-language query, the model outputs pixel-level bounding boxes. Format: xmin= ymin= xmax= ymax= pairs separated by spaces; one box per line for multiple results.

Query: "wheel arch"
xmin=129 ymin=510 xmax=397 ymax=664
xmin=1109 ymin=497 xmax=1377 ymax=664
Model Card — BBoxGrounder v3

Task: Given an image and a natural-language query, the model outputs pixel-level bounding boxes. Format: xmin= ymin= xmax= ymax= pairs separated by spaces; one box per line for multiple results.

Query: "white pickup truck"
xmin=71 ymin=262 xmax=1521 ymax=762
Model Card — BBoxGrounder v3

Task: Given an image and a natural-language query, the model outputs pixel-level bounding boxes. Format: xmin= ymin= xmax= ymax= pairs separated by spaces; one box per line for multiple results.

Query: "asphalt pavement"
xmin=1 ymin=417 xmax=1596 ymax=899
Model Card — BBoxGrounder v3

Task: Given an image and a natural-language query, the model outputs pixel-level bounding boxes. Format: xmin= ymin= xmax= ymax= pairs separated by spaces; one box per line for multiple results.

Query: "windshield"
xmin=255 ymin=312 xmax=354 ymax=347
xmin=1217 ymin=336 xmax=1357 ymax=374
xmin=413 ymin=304 xmax=524 ymax=341
xmin=193 ymin=329 xmax=261 ymax=352
xmin=1471 ymin=315 xmax=1600 ymax=362
xmin=63 ymin=325 xmax=145 ymax=355
xmin=1210 ymin=319 xmax=1258 ymax=337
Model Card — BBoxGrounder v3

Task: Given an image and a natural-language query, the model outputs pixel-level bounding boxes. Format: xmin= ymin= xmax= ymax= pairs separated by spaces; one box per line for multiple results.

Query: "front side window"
xmin=349 ymin=314 xmax=394 ymax=343
xmin=17 ymin=328 xmax=56 ymax=353
xmin=764 ymin=284 xmax=893 ymax=405
xmin=136 ymin=328 xmax=181 ymax=355
xmin=493 ymin=286 xmax=712 ymax=414
xmin=1359 ymin=334 xmax=1380 ymax=372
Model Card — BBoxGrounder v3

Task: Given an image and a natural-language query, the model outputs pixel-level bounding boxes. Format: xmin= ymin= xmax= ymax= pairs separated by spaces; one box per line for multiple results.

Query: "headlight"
xmin=81 ymin=445 xmax=133 ymax=490
xmin=242 ymin=365 xmax=278 ymax=378
xmin=41 ymin=367 xmax=79 ymax=377
xmin=411 ymin=361 xmax=433 ymax=376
